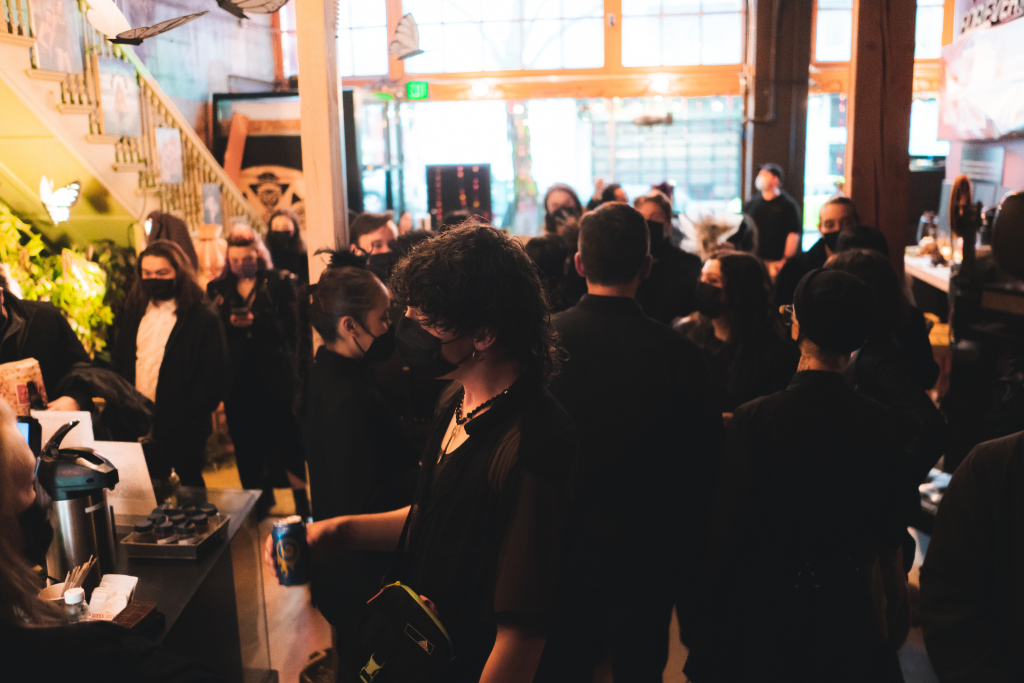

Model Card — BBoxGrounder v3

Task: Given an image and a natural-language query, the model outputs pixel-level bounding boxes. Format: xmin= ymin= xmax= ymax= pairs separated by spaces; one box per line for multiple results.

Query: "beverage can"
xmin=272 ymin=515 xmax=310 ymax=586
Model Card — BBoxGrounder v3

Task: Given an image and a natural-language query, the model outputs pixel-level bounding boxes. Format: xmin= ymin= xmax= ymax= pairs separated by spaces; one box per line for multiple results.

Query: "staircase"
xmin=0 ymin=0 xmax=264 ymax=245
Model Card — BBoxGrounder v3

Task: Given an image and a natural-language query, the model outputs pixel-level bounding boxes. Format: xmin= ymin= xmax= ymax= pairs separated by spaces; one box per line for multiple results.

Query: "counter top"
xmin=114 ymin=488 xmax=260 ymax=641
xmin=905 ymin=254 xmax=951 ymax=293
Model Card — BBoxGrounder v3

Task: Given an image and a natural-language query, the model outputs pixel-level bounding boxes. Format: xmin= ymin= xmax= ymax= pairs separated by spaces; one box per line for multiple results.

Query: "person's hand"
xmin=47 ymin=396 xmax=80 ymax=412
xmin=722 ymin=412 xmax=734 ymax=427
xmin=263 ymin=533 xmax=279 ymax=579
xmin=230 ymin=312 xmax=254 ymax=328
xmin=305 ymin=518 xmax=339 ymax=548
xmin=592 ymin=178 xmax=605 ymax=200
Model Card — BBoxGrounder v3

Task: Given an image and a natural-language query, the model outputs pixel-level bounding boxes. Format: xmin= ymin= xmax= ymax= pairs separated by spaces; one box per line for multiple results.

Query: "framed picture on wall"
xmin=97 ymin=57 xmax=141 ymax=138
xmin=155 ymin=128 xmax=184 ymax=184
xmin=33 ymin=0 xmax=83 ymax=74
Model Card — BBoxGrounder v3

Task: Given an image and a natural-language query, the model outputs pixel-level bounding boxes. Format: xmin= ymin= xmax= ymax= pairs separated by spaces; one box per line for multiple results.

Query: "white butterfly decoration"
xmin=389 ymin=14 xmax=424 ymax=60
xmin=39 ymin=176 xmax=81 ymax=225
xmin=84 ymin=0 xmax=206 ymax=45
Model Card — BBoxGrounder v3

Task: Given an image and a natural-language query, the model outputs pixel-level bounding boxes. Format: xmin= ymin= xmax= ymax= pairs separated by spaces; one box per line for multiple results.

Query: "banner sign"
xmin=960 ymin=0 xmax=1024 ymax=37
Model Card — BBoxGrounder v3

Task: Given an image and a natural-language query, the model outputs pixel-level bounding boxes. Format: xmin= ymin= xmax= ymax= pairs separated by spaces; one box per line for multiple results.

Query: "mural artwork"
xmin=238 ymin=165 xmax=306 ymax=237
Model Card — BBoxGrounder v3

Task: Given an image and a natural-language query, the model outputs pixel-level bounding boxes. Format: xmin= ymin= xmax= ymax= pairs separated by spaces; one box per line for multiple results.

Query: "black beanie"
xmin=793 ymin=269 xmax=875 ymax=353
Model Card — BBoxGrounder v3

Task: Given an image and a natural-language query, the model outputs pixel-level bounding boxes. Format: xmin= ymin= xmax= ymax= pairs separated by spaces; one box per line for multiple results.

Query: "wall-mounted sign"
xmin=960 ymin=0 xmax=1024 ymax=37
xmin=406 ymin=81 xmax=429 ymax=100
xmin=961 ymin=143 xmax=1005 ymax=183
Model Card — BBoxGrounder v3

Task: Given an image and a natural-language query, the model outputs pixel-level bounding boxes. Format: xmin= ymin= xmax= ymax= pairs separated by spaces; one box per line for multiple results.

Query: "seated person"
xmin=0 ymin=398 xmax=224 ymax=683
xmin=675 ymin=251 xmax=799 ymax=419
xmin=0 ymin=270 xmax=92 ymax=411
xmin=920 ymin=430 xmax=1024 ymax=683
xmin=775 ymin=196 xmax=859 ymax=306
xmin=634 ymin=191 xmax=703 ymax=324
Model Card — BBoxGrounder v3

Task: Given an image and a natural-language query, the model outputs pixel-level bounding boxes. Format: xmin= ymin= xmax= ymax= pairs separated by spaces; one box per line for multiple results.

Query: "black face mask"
xmin=142 ymin=278 xmax=175 ymax=301
xmin=366 ymin=252 xmax=399 ymax=282
xmin=354 ymin=322 xmax=396 ymax=362
xmin=692 ymin=281 xmax=725 ymax=319
xmin=822 ymin=230 xmax=841 ymax=252
xmin=266 ymin=232 xmax=292 ymax=254
xmin=18 ymin=480 xmax=54 ymax=569
xmin=647 ymin=220 xmax=668 ymax=246
xmin=394 ymin=316 xmax=471 ymax=379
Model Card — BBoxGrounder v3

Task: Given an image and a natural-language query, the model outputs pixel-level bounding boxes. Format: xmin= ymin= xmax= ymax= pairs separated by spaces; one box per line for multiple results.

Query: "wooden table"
xmin=905 ymin=254 xmax=950 ymax=293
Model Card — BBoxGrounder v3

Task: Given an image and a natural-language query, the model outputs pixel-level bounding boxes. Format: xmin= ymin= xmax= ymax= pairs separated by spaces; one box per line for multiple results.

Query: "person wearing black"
xmin=634 ymin=191 xmax=702 ymax=324
xmin=265 ymin=208 xmax=309 ymax=286
xmin=112 ymin=240 xmax=228 ymax=487
xmin=0 ymin=271 xmax=92 ymax=411
xmin=301 ymin=261 xmax=418 ymax=640
xmin=676 ymin=251 xmax=799 ymax=419
xmin=542 ymin=182 xmax=584 ymax=226
xmin=525 ymin=234 xmax=570 ymax=306
xmin=585 ymin=182 xmax=628 ymax=210
xmin=919 ymin=430 xmax=1024 ymax=682
xmin=548 ymin=203 xmax=722 ymax=681
xmin=685 ymin=269 xmax=908 ymax=683
xmin=745 ymin=163 xmax=802 ymax=270
xmin=207 ymin=227 xmax=303 ymax=519
xmin=829 ymin=249 xmax=947 ymax=534
xmin=775 ymin=196 xmax=860 ymax=306
xmin=145 ymin=211 xmax=199 ymax=271
xmin=265 ymin=222 xmax=579 ymax=682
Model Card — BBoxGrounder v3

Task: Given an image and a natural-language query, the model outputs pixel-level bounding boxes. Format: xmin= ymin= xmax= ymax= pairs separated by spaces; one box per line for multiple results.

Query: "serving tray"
xmin=120 ymin=514 xmax=230 ymax=560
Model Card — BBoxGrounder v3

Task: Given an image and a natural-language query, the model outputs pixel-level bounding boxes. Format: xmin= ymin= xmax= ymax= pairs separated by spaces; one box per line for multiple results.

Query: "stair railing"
xmin=17 ymin=0 xmax=266 ymax=234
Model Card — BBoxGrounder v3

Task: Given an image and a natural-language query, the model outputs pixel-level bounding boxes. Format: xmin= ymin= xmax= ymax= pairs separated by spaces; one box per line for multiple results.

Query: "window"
xmin=815 ymin=0 xmax=853 ymax=63
xmin=915 ymin=0 xmax=944 ymax=59
xmin=909 ymin=98 xmax=950 ymax=157
xmin=337 ymin=0 xmax=389 ymax=77
xmin=620 ymin=0 xmax=744 ymax=67
xmin=402 ymin=0 xmax=605 ymax=73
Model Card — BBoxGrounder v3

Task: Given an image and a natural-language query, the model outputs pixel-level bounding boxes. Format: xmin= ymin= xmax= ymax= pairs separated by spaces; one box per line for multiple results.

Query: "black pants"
xmin=225 ymin=392 xmax=302 ymax=499
xmin=169 ymin=433 xmax=209 ymax=488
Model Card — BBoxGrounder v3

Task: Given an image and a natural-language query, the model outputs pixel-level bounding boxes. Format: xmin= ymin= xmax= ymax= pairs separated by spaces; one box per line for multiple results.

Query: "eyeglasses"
xmin=779 ymin=304 xmax=794 ymax=326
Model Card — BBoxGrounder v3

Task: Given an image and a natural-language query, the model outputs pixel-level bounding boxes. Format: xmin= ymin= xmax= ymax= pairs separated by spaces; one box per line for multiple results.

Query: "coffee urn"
xmin=37 ymin=421 xmax=119 ymax=593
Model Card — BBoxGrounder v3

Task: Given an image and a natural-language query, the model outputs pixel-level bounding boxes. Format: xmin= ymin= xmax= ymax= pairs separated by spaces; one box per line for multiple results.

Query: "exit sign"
xmin=406 ymin=81 xmax=429 ymax=100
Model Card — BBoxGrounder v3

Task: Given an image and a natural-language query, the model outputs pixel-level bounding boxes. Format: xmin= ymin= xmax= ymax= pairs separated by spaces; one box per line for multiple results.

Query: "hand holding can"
xmin=271 ymin=516 xmax=311 ymax=586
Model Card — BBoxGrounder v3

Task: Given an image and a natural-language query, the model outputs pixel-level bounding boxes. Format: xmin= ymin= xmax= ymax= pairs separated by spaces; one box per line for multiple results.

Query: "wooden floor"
xmin=203 ymin=462 xmax=937 ymax=683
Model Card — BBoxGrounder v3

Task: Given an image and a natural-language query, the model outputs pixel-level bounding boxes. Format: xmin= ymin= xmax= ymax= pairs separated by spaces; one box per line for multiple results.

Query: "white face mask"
xmin=754 ymin=175 xmax=766 ymax=192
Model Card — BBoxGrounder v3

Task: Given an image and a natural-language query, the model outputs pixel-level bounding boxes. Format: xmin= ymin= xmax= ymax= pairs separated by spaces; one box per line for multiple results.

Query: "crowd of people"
xmin=0 ymin=161 xmax=1019 ymax=683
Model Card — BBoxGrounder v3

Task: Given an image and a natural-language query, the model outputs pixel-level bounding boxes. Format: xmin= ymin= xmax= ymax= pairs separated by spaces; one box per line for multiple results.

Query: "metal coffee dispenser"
xmin=37 ymin=421 xmax=119 ymax=593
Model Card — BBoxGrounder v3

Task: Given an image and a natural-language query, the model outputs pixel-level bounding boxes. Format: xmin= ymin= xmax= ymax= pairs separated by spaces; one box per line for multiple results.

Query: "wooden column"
xmin=845 ymin=0 xmax=917 ymax=277
xmin=295 ymin=0 xmax=349 ymax=282
xmin=742 ymin=0 xmax=814 ymax=208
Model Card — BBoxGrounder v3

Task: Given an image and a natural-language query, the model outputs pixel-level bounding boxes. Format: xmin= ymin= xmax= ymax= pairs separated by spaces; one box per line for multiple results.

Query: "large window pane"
xmin=403 ymin=0 xmax=443 ymax=21
xmin=524 ymin=0 xmax=563 ymax=20
xmin=562 ymin=18 xmax=605 ymax=68
xmin=909 ymin=98 xmax=951 ymax=157
xmin=703 ymin=0 xmax=742 ymax=11
xmin=915 ymin=3 xmax=944 ymax=59
xmin=443 ymin=22 xmax=484 ymax=72
xmin=522 ymin=19 xmax=563 ymax=69
xmin=815 ymin=9 xmax=852 ymax=62
xmin=482 ymin=21 xmax=523 ymax=70
xmin=662 ymin=15 xmax=700 ymax=65
xmin=622 ymin=0 xmax=663 ymax=15
xmin=336 ymin=0 xmax=387 ymax=76
xmin=443 ymin=0 xmax=482 ymax=22
xmin=482 ymin=0 xmax=522 ymax=21
xmin=563 ymin=0 xmax=604 ymax=17
xmin=701 ymin=12 xmax=742 ymax=64
xmin=348 ymin=0 xmax=385 ymax=28
xmin=406 ymin=24 xmax=446 ymax=73
xmin=351 ymin=27 xmax=389 ymax=76
xmin=622 ymin=16 xmax=662 ymax=66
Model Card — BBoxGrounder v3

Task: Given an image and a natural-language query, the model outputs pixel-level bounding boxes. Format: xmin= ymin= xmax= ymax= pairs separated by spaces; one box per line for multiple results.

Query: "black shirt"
xmin=920 ymin=431 xmax=1024 ymax=683
xmin=302 ymin=346 xmax=419 ymax=631
xmin=401 ymin=374 xmax=577 ymax=682
xmin=746 ymin=190 xmax=802 ymax=261
xmin=775 ymin=236 xmax=829 ymax=306
xmin=678 ymin=320 xmax=799 ymax=413
xmin=635 ymin=245 xmax=703 ymax=324
xmin=686 ymin=371 xmax=906 ymax=683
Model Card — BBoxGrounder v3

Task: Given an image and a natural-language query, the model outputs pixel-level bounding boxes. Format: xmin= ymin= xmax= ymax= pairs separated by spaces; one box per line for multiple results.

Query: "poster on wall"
xmin=155 ymin=127 xmax=184 ymax=184
xmin=238 ymin=165 xmax=306 ymax=237
xmin=201 ymin=184 xmax=222 ymax=225
xmin=939 ymin=17 xmax=1024 ymax=140
xmin=33 ymin=0 xmax=84 ymax=73
xmin=97 ymin=57 xmax=141 ymax=138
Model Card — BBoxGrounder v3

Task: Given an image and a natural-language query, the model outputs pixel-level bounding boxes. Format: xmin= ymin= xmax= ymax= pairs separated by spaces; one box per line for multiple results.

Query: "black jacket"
xmin=207 ymin=270 xmax=298 ymax=404
xmin=920 ymin=431 xmax=1024 ymax=683
xmin=635 ymin=245 xmax=703 ymax=324
xmin=775 ymin=237 xmax=829 ymax=306
xmin=112 ymin=302 xmax=227 ymax=444
xmin=847 ymin=337 xmax=947 ymax=499
xmin=686 ymin=371 xmax=906 ymax=683
xmin=549 ymin=295 xmax=722 ymax=622
xmin=0 ymin=294 xmax=91 ymax=403
xmin=302 ymin=347 xmax=418 ymax=632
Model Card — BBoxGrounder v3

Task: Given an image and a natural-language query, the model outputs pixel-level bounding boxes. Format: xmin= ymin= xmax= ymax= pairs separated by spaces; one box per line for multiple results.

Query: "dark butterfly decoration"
xmin=216 ymin=0 xmax=289 ymax=20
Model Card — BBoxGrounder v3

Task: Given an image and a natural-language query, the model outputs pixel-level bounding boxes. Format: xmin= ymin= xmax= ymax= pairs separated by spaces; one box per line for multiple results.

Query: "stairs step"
xmin=56 ymin=103 xmax=94 ymax=115
xmin=26 ymin=69 xmax=67 ymax=82
xmin=0 ymin=33 xmax=35 ymax=49
xmin=113 ymin=162 xmax=146 ymax=172
xmin=87 ymin=134 xmax=121 ymax=144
